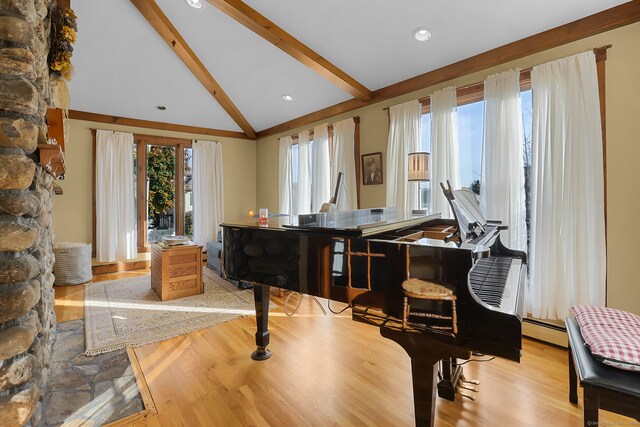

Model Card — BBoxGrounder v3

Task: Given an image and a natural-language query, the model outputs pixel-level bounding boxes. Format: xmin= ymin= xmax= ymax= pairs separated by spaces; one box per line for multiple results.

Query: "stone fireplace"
xmin=0 ymin=0 xmax=57 ymax=425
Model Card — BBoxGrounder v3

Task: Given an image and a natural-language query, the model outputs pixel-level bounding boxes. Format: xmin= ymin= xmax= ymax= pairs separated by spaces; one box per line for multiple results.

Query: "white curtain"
xmin=192 ymin=140 xmax=224 ymax=246
xmin=96 ymin=130 xmax=137 ymax=262
xmin=430 ymin=87 xmax=460 ymax=218
xmin=278 ymin=136 xmax=293 ymax=215
xmin=528 ymin=51 xmax=606 ymax=320
xmin=481 ymin=69 xmax=527 ymax=251
xmin=331 ymin=118 xmax=357 ymax=211
xmin=386 ymin=100 xmax=421 ymax=212
xmin=311 ymin=124 xmax=330 ymax=212
xmin=297 ymin=131 xmax=312 ymax=214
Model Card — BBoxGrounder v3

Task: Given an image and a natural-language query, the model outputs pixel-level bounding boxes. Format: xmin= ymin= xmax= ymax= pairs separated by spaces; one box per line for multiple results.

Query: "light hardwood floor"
xmin=54 ymin=272 xmax=634 ymax=426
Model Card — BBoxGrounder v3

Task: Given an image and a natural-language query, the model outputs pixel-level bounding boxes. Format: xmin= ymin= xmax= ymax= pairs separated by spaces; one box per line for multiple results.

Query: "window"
xmin=419 ymin=114 xmax=431 ymax=208
xmin=521 ymin=89 xmax=533 ymax=243
xmin=146 ymin=145 xmax=176 ymax=243
xmin=457 ymin=101 xmax=484 ymax=190
xmin=134 ymin=136 xmax=193 ymax=250
xmin=285 ymin=119 xmax=361 ymax=216
xmin=291 ymin=143 xmax=299 ymax=215
xmin=184 ymin=147 xmax=193 ymax=238
xmin=419 ymin=85 xmax=533 ymax=217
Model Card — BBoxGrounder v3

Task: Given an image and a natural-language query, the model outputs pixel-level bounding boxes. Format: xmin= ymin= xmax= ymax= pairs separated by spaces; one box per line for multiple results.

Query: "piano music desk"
xmin=566 ymin=317 xmax=640 ymax=426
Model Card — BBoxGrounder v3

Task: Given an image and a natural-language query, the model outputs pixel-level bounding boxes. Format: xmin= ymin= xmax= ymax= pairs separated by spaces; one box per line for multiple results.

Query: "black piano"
xmin=222 ymin=195 xmax=526 ymax=426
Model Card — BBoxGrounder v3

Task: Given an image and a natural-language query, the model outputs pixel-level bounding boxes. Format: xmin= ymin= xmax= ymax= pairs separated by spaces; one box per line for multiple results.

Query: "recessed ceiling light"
xmin=184 ymin=0 xmax=205 ymax=9
xmin=282 ymin=94 xmax=294 ymax=102
xmin=413 ymin=27 xmax=432 ymax=42
xmin=156 ymin=105 xmax=167 ymax=111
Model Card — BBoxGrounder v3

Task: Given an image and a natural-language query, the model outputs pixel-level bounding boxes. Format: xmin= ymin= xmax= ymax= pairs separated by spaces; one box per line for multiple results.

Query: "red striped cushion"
xmin=571 ymin=305 xmax=640 ymax=372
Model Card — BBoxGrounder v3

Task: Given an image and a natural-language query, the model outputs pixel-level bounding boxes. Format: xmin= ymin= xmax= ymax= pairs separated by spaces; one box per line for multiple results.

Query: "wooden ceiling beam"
xmin=130 ymin=0 xmax=256 ymax=139
xmin=206 ymin=0 xmax=373 ymax=102
xmin=256 ymin=1 xmax=640 ymax=139
xmin=69 ymin=110 xmax=252 ymax=140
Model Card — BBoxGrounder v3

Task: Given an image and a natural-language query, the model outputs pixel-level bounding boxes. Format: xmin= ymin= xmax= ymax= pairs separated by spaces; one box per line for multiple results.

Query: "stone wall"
xmin=0 ymin=0 xmax=56 ymax=426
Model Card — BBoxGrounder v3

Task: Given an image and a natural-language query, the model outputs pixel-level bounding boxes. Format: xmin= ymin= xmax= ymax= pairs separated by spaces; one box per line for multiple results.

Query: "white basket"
xmin=53 ymin=242 xmax=92 ymax=285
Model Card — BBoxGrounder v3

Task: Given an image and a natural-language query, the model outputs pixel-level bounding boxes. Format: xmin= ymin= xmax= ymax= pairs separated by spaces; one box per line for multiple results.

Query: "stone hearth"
xmin=0 ymin=0 xmax=56 ymax=426
xmin=38 ymin=320 xmax=144 ymax=426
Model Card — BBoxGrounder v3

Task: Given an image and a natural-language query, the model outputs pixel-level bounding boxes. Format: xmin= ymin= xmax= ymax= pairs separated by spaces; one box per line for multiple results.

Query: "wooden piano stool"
xmin=402 ymin=278 xmax=457 ymax=334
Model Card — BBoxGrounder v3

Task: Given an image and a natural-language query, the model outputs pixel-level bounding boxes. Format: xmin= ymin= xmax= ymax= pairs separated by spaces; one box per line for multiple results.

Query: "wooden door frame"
xmin=136 ymin=134 xmax=192 ymax=253
xmin=92 ymin=132 xmax=193 ymax=256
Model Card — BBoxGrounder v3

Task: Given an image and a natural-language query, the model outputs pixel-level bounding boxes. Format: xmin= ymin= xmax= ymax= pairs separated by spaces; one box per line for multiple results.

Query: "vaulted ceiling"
xmin=69 ymin=0 xmax=630 ymax=138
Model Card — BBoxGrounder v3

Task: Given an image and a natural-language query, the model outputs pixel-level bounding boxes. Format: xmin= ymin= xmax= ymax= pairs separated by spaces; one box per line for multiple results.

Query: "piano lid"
xmin=284 ymin=208 xmax=441 ymax=237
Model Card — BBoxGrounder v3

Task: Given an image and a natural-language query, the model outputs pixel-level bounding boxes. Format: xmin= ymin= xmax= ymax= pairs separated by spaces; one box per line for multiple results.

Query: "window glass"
xmin=133 ymin=145 xmax=137 ymax=237
xmin=419 ymin=88 xmax=533 ymax=215
xmin=291 ymin=143 xmax=298 ymax=215
xmin=457 ymin=101 xmax=483 ymax=192
xmin=419 ymin=114 xmax=431 ymax=209
xmin=184 ymin=147 xmax=193 ymax=238
xmin=521 ymin=89 xmax=533 ymax=246
xmin=146 ymin=145 xmax=176 ymax=243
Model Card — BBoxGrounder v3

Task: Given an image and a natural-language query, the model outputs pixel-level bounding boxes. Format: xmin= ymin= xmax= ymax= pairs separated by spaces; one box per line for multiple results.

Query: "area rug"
xmin=84 ymin=269 xmax=267 ymax=355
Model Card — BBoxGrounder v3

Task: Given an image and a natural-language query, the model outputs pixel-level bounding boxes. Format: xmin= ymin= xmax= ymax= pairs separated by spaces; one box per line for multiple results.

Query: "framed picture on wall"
xmin=362 ymin=152 xmax=383 ymax=185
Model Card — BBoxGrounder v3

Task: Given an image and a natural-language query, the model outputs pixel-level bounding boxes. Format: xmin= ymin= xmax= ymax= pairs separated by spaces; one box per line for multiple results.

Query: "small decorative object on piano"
xmin=259 ymin=208 xmax=268 ymax=227
xmin=163 ymin=235 xmax=190 ymax=246
xmin=247 ymin=209 xmax=256 ymax=218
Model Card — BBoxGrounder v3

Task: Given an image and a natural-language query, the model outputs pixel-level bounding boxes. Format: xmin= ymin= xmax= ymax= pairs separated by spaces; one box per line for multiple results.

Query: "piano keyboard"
xmin=469 ymin=256 xmax=522 ymax=311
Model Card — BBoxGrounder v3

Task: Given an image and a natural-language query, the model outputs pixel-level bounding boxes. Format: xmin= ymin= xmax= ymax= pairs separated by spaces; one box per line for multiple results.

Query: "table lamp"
xmin=408 ymin=152 xmax=430 ymax=214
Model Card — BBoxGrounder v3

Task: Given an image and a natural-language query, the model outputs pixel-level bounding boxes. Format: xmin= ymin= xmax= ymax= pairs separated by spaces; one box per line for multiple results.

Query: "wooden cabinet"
xmin=151 ymin=242 xmax=203 ymax=301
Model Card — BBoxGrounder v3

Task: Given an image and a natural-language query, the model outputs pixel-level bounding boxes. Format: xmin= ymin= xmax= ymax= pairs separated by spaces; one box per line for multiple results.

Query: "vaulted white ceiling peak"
xmin=69 ymin=0 xmax=629 ymax=135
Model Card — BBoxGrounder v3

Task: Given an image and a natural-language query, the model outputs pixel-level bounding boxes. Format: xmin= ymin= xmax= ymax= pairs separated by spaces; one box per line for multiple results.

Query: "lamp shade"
xmin=408 ymin=152 xmax=430 ymax=182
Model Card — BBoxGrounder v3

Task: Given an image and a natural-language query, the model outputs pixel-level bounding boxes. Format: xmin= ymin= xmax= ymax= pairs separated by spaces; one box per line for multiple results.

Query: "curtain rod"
xmin=382 ymin=44 xmax=612 ymax=111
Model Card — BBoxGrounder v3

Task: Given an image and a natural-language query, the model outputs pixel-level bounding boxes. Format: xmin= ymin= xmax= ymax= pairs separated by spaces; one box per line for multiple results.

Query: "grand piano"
xmin=221 ymin=189 xmax=526 ymax=427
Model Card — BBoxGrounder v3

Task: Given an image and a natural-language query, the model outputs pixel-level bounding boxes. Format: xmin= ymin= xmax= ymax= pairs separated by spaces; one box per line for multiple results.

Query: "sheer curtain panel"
xmin=192 ymin=140 xmax=224 ymax=246
xmin=528 ymin=51 xmax=606 ymax=320
xmin=311 ymin=124 xmax=330 ymax=212
xmin=331 ymin=118 xmax=357 ymax=211
xmin=297 ymin=131 xmax=312 ymax=214
xmin=386 ymin=100 xmax=421 ymax=212
xmin=481 ymin=69 xmax=527 ymax=251
xmin=430 ymin=87 xmax=460 ymax=218
xmin=278 ymin=136 xmax=293 ymax=215
xmin=95 ymin=130 xmax=137 ymax=262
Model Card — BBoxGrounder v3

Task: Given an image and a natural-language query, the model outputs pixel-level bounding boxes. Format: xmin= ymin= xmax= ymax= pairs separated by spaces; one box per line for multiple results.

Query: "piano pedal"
xmin=461 ymin=374 xmax=480 ymax=385
xmin=457 ymin=382 xmax=479 ymax=393
xmin=456 ymin=387 xmax=477 ymax=401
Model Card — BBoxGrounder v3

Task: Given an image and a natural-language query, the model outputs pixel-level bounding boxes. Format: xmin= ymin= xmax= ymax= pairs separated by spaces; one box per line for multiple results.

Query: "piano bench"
xmin=565 ymin=317 xmax=640 ymax=427
xmin=402 ymin=278 xmax=457 ymax=334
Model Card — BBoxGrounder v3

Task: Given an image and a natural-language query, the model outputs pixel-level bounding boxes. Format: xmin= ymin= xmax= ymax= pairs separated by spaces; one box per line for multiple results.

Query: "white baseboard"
xmin=523 ymin=320 xmax=568 ymax=348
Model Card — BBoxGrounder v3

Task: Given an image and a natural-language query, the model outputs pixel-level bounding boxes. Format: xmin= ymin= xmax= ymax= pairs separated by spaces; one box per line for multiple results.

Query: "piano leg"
xmin=381 ymin=327 xmax=471 ymax=427
xmin=411 ymin=358 xmax=438 ymax=427
xmin=251 ymin=283 xmax=272 ymax=361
